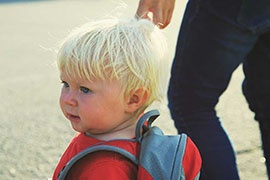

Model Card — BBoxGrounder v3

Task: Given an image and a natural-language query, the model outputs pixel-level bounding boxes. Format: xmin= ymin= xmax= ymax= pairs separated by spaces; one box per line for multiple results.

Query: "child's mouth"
xmin=67 ymin=113 xmax=80 ymax=122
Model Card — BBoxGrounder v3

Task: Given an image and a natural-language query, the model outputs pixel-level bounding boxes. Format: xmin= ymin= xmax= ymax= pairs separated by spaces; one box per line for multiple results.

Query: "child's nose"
xmin=62 ymin=91 xmax=78 ymax=106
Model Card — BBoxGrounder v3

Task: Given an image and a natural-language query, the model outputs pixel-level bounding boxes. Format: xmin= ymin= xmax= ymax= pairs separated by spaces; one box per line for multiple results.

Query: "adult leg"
xmin=242 ymin=32 xmax=270 ymax=178
xmin=168 ymin=0 xmax=257 ymax=179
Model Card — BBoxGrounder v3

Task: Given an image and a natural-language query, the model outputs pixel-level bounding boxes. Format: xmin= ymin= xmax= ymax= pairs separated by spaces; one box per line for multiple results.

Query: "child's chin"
xmin=70 ymin=124 xmax=84 ymax=133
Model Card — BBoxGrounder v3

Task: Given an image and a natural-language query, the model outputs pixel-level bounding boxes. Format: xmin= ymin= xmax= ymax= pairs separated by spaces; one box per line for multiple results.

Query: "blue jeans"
xmin=168 ymin=0 xmax=270 ymax=179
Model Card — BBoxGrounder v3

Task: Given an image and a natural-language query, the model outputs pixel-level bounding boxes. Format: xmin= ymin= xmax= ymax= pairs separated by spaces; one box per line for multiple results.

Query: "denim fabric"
xmin=168 ymin=0 xmax=270 ymax=179
xmin=200 ymin=0 xmax=270 ymax=33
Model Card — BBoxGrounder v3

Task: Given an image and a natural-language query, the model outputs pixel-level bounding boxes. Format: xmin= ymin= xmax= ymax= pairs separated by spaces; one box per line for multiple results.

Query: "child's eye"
xmin=80 ymin=86 xmax=91 ymax=94
xmin=61 ymin=81 xmax=69 ymax=88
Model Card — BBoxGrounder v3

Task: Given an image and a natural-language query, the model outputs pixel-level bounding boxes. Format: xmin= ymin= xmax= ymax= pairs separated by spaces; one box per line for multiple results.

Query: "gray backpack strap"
xmin=135 ymin=109 xmax=160 ymax=142
xmin=57 ymin=145 xmax=138 ymax=180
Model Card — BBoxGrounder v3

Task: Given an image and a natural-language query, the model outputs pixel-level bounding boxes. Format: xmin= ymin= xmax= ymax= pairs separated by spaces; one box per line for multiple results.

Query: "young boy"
xmin=52 ymin=18 xmax=199 ymax=180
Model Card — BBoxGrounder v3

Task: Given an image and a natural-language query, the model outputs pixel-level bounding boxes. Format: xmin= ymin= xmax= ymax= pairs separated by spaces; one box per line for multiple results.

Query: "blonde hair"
xmin=57 ymin=18 xmax=168 ymax=114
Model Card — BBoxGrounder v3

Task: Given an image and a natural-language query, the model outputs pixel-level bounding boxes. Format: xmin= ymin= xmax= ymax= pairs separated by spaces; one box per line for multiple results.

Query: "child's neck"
xmin=85 ymin=123 xmax=137 ymax=141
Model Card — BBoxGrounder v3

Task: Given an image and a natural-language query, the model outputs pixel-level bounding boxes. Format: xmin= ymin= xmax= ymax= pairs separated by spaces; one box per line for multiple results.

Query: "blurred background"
xmin=0 ymin=0 xmax=267 ymax=179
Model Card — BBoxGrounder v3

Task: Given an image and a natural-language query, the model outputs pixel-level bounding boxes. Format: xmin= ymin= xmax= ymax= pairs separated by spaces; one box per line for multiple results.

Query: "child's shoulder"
xmin=66 ymin=141 xmax=138 ymax=180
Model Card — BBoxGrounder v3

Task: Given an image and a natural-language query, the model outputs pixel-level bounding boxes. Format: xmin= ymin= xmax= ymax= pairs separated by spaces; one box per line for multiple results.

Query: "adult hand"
xmin=136 ymin=0 xmax=176 ymax=29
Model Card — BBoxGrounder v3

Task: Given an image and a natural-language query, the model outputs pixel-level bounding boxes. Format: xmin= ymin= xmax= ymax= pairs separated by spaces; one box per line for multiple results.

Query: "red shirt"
xmin=53 ymin=133 xmax=140 ymax=180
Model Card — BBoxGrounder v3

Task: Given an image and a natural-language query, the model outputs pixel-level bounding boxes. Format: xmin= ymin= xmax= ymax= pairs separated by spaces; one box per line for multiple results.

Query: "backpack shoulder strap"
xmin=135 ymin=109 xmax=160 ymax=142
xmin=57 ymin=145 xmax=138 ymax=180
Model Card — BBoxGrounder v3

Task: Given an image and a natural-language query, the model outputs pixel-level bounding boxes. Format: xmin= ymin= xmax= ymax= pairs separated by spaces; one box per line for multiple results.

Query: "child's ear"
xmin=125 ymin=88 xmax=149 ymax=113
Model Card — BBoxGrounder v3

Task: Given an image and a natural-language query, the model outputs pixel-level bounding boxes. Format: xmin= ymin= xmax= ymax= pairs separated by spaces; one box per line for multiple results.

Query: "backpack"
xmin=57 ymin=109 xmax=201 ymax=180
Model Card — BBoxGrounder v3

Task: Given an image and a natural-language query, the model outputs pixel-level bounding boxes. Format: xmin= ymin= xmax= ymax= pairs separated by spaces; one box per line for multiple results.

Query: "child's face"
xmin=59 ymin=71 xmax=134 ymax=136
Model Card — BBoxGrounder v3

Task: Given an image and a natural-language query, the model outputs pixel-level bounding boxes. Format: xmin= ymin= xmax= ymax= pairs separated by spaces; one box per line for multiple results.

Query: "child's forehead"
xmin=60 ymin=70 xmax=92 ymax=82
xmin=60 ymin=70 xmax=117 ymax=85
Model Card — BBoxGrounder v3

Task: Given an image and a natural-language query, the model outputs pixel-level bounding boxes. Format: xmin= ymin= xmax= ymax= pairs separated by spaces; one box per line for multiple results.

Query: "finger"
xmin=136 ymin=1 xmax=150 ymax=19
xmin=153 ymin=11 xmax=163 ymax=25
xmin=155 ymin=0 xmax=175 ymax=29
xmin=156 ymin=22 xmax=165 ymax=29
xmin=152 ymin=7 xmax=165 ymax=29
xmin=136 ymin=9 xmax=148 ymax=19
xmin=152 ymin=0 xmax=168 ymax=28
xmin=163 ymin=9 xmax=173 ymax=28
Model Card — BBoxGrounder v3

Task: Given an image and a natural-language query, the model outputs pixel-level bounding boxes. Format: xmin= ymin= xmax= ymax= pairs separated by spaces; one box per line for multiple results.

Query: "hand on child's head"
xmin=57 ymin=18 xmax=169 ymax=113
